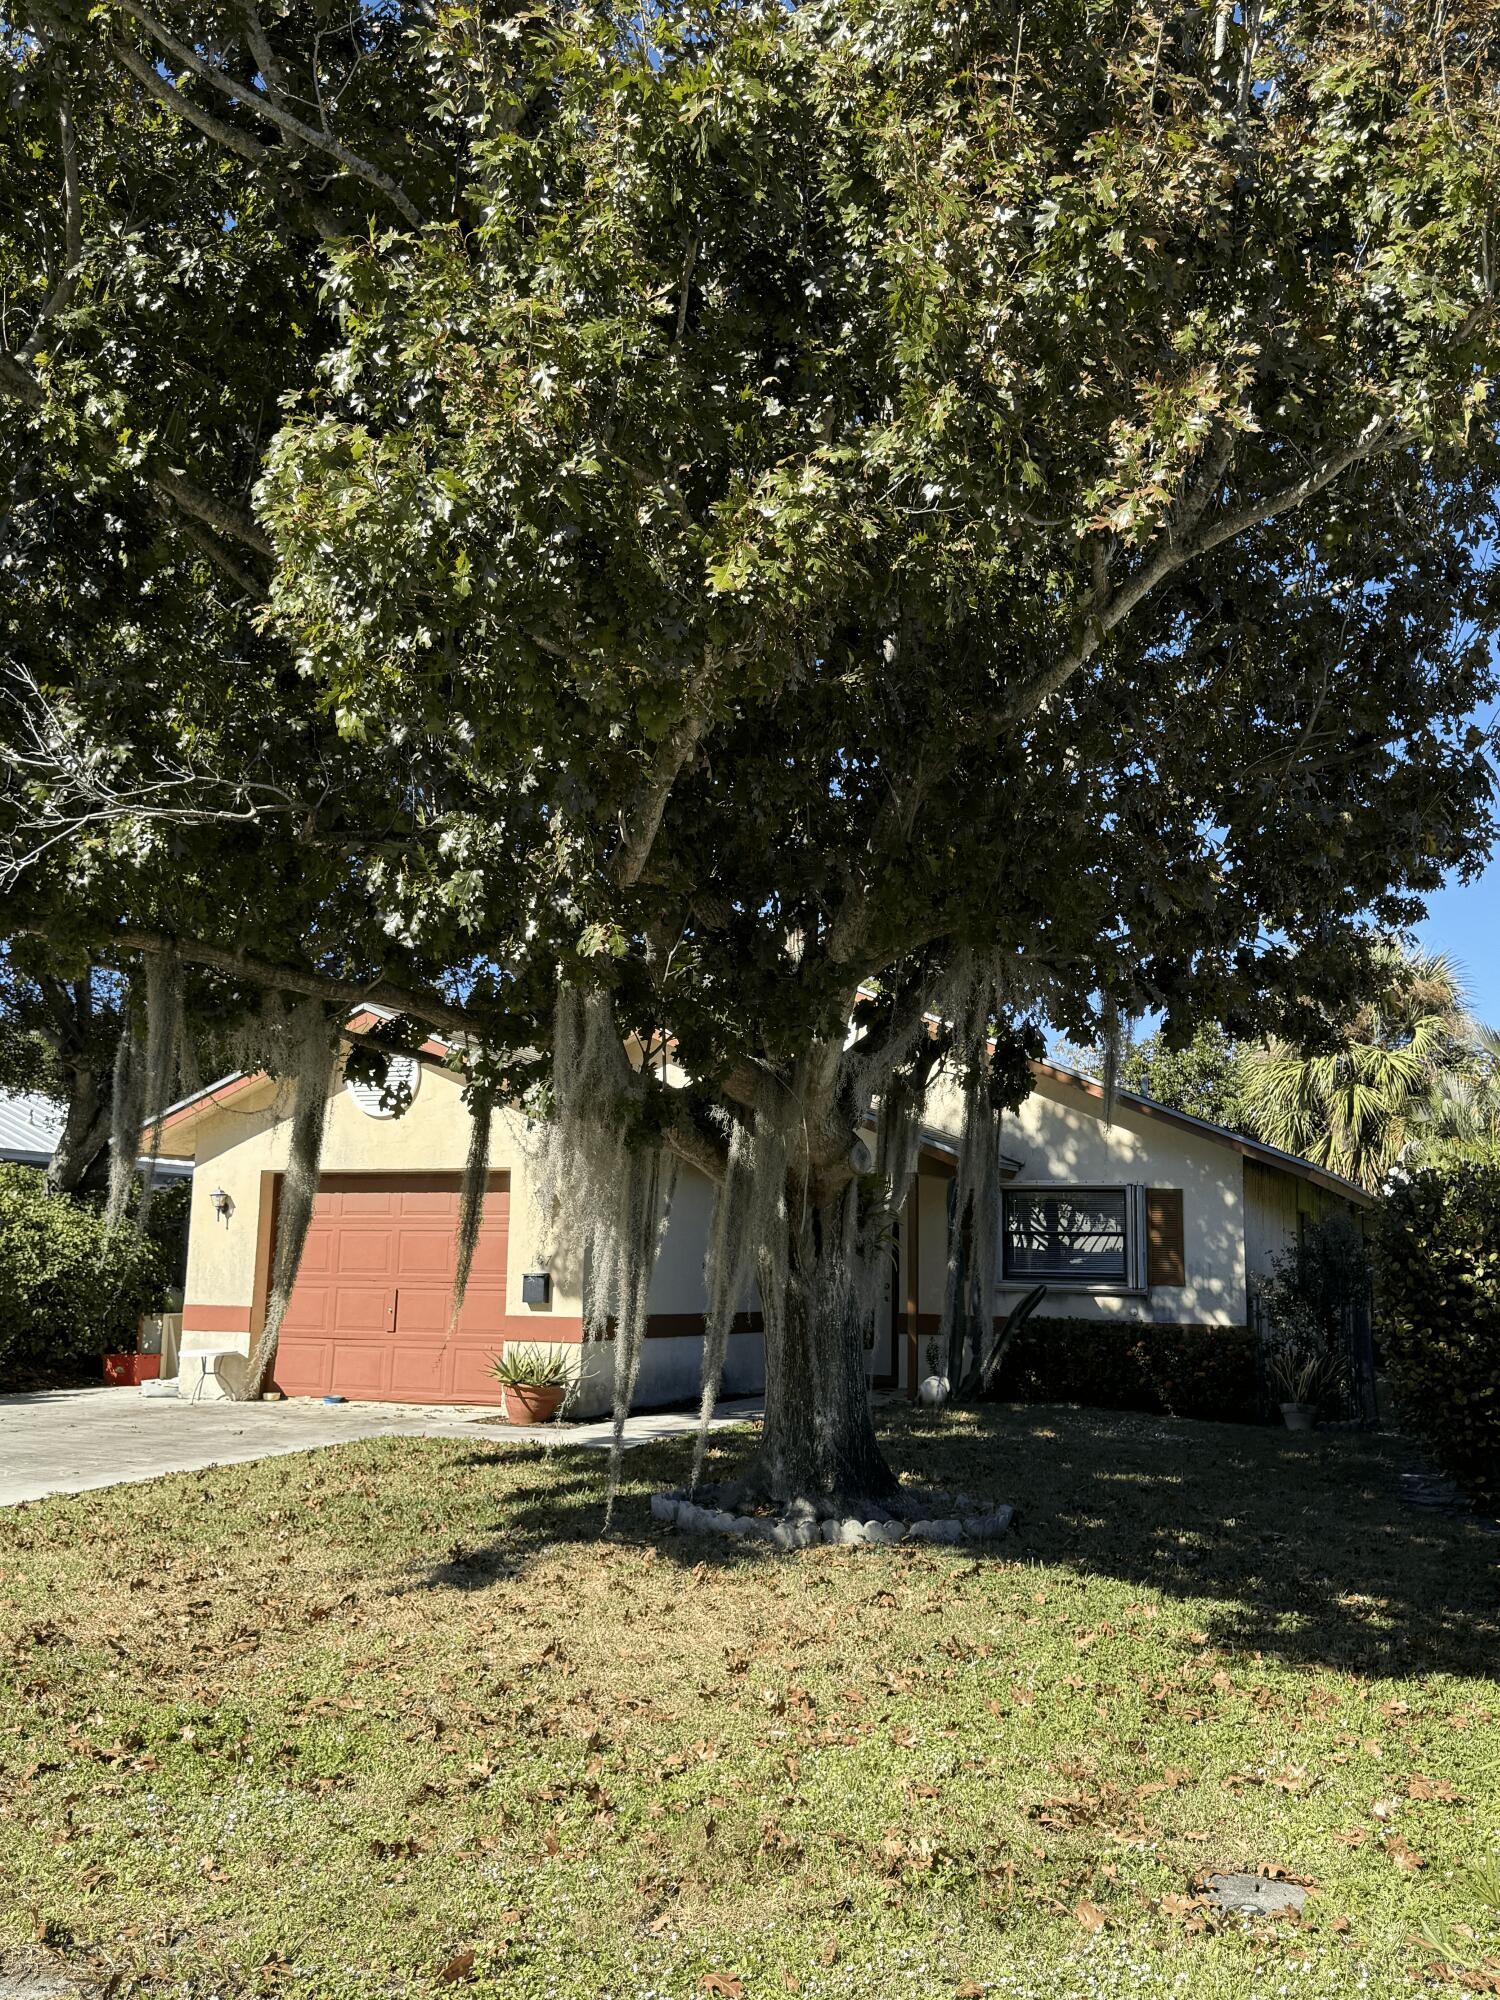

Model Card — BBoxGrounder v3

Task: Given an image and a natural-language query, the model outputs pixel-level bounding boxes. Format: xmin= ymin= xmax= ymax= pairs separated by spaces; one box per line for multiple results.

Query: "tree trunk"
xmin=746 ymin=1195 xmax=896 ymax=1506
xmin=46 ymin=1061 xmax=111 ymax=1196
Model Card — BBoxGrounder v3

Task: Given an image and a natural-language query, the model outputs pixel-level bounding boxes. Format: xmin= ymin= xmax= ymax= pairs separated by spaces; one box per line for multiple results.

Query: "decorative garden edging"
xmin=650 ymin=1482 xmax=1014 ymax=1548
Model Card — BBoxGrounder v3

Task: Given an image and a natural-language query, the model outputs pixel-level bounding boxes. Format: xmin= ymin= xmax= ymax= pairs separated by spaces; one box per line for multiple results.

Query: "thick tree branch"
xmin=242 ymin=3 xmax=294 ymax=113
xmin=1008 ymin=415 xmax=1402 ymax=722
xmin=161 ymin=507 xmax=268 ymax=596
xmin=148 ymin=463 xmax=274 ymax=559
xmin=107 ymin=34 xmax=273 ymax=167
xmin=611 ymin=709 xmax=710 ymax=888
xmin=18 ymin=98 xmax=84 ymax=366
xmin=83 ymin=926 xmax=477 ymax=1040
xmin=660 ymin=1094 xmax=729 ymax=1184
xmin=108 ymin=32 xmax=340 ymax=240
xmin=108 ymin=2 xmax=426 ymax=227
xmin=3 ymin=323 xmax=273 ymax=570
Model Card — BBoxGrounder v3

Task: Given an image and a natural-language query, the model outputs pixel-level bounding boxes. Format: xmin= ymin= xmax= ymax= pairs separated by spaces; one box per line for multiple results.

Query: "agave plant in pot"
xmin=490 ymin=1345 xmax=573 ymax=1425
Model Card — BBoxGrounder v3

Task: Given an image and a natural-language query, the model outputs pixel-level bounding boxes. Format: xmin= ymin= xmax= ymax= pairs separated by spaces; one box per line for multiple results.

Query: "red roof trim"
xmin=145 ymin=1012 xmax=454 ymax=1144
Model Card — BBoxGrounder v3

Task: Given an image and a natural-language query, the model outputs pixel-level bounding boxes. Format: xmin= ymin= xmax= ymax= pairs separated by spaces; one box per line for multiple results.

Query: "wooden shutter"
xmin=1145 ymin=1189 xmax=1185 ymax=1287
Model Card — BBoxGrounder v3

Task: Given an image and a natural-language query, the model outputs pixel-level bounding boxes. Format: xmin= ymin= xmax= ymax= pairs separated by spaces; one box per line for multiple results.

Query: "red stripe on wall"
xmin=181 ymin=1304 xmax=254 ymax=1333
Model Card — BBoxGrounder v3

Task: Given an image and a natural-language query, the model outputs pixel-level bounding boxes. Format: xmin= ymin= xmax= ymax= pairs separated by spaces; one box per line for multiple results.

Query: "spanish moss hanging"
xmin=104 ymin=990 xmax=145 ymax=1233
xmin=243 ymin=998 xmax=339 ymax=1400
xmin=448 ymin=1080 xmax=493 ymax=1332
xmin=135 ymin=950 xmax=182 ymax=1231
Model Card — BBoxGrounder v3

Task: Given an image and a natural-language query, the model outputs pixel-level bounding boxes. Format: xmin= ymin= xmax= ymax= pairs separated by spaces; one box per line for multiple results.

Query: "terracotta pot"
xmin=501 ymin=1381 xmax=565 ymax=1425
xmin=104 ymin=1353 xmax=161 ymax=1387
xmin=1280 ymin=1401 xmax=1317 ymax=1432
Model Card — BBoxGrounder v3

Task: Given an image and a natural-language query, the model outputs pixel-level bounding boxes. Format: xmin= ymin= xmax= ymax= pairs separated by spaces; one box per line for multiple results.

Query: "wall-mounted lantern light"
xmin=210 ymin=1186 xmax=234 ymax=1223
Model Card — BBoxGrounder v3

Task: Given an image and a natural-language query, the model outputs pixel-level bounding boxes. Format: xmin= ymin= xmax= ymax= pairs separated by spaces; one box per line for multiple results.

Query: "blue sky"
xmin=1416 ymin=857 xmax=1500 ymax=1025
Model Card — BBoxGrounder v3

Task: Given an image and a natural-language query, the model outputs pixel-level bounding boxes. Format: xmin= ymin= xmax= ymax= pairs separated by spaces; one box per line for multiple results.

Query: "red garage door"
xmin=274 ymin=1173 xmax=509 ymax=1404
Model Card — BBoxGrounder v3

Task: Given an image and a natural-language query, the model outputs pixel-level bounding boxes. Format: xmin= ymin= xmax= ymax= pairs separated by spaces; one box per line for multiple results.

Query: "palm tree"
xmin=1237 ymin=947 xmax=1475 ymax=1192
xmin=1414 ymin=1022 xmax=1500 ymax=1167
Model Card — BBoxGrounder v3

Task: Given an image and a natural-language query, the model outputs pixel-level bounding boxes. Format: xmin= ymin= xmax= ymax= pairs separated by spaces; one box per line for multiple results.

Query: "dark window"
xmin=1003 ymin=1189 xmax=1129 ymax=1281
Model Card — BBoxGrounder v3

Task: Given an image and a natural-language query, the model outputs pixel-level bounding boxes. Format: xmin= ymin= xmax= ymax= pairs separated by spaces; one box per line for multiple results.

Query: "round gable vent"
xmin=345 ymin=1053 xmax=421 ymax=1119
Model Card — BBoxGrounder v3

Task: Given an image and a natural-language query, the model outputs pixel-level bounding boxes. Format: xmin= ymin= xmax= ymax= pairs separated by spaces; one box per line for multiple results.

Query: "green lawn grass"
xmin=1 ymin=1403 xmax=1497 ymax=2000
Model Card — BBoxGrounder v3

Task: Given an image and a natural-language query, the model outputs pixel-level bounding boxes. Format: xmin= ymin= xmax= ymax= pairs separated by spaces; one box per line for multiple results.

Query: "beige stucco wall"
xmin=173 ymin=1044 xmax=1347 ymax=1406
xmin=916 ymin=1067 xmax=1249 ymax=1326
xmin=175 ymin=1057 xmax=762 ymax=1412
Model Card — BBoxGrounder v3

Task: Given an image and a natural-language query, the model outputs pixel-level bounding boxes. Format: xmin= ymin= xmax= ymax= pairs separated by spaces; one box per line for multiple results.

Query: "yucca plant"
xmin=1265 ymin=1344 xmax=1338 ymax=1407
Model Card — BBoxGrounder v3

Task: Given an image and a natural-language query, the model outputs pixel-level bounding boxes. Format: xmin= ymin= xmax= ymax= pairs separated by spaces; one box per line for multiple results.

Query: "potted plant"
xmin=1267 ymin=1345 xmax=1333 ymax=1432
xmin=489 ymin=1345 xmax=572 ymax=1425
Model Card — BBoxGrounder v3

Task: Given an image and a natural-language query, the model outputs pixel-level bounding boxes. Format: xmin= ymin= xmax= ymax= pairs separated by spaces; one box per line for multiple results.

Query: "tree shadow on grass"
xmin=405 ymin=1403 xmax=1499 ymax=1682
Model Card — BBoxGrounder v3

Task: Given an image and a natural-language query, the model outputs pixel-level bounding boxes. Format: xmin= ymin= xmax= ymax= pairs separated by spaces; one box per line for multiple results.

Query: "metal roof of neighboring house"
xmin=0 ymin=1089 xmax=193 ymax=1178
xmin=0 ymin=1091 xmax=66 ymax=1164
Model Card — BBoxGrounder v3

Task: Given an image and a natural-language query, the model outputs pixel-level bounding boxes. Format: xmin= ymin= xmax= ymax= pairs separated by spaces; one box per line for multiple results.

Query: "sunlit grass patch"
xmin=0 ymin=1403 xmax=1495 ymax=1998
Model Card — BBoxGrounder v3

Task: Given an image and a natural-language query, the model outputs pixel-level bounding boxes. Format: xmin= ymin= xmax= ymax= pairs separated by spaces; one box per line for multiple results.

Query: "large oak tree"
xmin=3 ymin=0 xmax=1498 ymax=1500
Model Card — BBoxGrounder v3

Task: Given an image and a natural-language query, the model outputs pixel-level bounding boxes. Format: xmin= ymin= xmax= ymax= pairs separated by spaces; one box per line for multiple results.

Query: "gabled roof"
xmin=1029 ymin=1059 xmax=1374 ymax=1206
xmin=145 ymin=1008 xmax=454 ymax=1155
xmin=144 ymin=1008 xmax=1371 ymax=1206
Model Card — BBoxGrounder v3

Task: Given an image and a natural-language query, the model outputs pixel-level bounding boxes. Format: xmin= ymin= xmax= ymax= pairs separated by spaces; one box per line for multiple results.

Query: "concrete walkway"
xmin=0 ymin=1386 xmax=764 ymax=1508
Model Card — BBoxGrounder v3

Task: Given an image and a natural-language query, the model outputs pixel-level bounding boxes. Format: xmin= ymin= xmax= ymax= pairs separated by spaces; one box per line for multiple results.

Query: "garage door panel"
xmin=394 ymin=1285 xmax=447 ymax=1336
xmin=328 ymin=1286 xmax=394 ymax=1336
xmin=339 ymin=1190 xmax=398 ymax=1217
xmin=298 ymin=1231 xmax=335 ymax=1276
xmin=465 ymin=1230 xmax=508 ymax=1280
xmin=276 ymin=1339 xmax=332 ymax=1396
xmin=337 ymin=1233 xmax=396 ymax=1277
xmin=281 ymin=1283 xmax=333 ymax=1335
xmin=399 ymin=1188 xmax=458 ymax=1215
xmin=330 ymin=1344 xmax=390 ymax=1399
xmin=453 ymin=1285 xmax=505 ymax=1341
xmin=451 ymin=1345 xmax=505 ymax=1402
xmin=396 ymin=1231 xmax=454 ymax=1279
xmin=274 ymin=1176 xmax=510 ymax=1404
xmin=390 ymin=1345 xmax=449 ymax=1397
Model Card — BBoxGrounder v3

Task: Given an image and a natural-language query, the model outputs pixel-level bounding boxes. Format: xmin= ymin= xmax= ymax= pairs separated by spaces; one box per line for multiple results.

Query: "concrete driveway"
xmin=0 ymin=1386 xmax=764 ymax=1508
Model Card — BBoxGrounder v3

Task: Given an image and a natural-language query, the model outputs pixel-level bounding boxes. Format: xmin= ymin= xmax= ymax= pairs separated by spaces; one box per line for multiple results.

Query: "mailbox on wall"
xmin=521 ymin=1271 xmax=551 ymax=1307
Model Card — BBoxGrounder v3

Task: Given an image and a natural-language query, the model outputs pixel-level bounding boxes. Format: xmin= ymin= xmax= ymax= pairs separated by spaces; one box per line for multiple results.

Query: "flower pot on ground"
xmin=103 ymin=1353 xmax=160 ymax=1386
xmin=502 ymin=1381 xmax=566 ymax=1425
xmin=1259 ymin=1304 xmax=1342 ymax=1435
xmin=490 ymin=1345 xmax=572 ymax=1425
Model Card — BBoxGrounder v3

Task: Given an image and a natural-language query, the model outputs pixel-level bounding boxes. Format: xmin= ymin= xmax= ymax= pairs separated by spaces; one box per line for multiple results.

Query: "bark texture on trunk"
xmin=46 ymin=1062 xmax=111 ymax=1195
xmin=747 ymin=1197 xmax=895 ymax=1505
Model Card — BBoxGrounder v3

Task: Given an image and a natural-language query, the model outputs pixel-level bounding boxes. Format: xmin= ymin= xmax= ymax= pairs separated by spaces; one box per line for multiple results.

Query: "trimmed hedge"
xmin=1377 ymin=1167 xmax=1500 ymax=1507
xmin=992 ymin=1316 xmax=1259 ymax=1424
xmin=0 ymin=1164 xmax=166 ymax=1386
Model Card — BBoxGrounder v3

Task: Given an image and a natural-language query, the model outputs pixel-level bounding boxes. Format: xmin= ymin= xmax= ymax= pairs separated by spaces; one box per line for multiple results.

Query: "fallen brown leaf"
xmin=1384 ymin=1833 xmax=1426 ymax=1873
xmin=1075 ymin=1899 xmax=1110 ymax=1933
xmin=1406 ymin=1774 xmax=1464 ymax=1804
xmin=435 ymin=1950 xmax=475 ymax=1985
xmin=701 ymin=1978 xmax=744 ymax=1999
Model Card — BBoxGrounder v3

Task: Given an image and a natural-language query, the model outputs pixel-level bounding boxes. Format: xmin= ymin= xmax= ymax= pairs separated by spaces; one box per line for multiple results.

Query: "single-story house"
xmin=147 ymin=1017 xmax=1370 ymax=1414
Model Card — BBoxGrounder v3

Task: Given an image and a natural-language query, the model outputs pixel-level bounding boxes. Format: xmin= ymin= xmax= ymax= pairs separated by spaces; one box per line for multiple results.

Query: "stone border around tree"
xmin=649 ymin=1481 xmax=1014 ymax=1549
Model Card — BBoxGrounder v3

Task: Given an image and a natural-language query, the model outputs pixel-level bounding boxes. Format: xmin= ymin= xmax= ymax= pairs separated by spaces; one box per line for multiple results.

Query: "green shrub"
xmin=0 ymin=1164 xmax=167 ymax=1384
xmin=1376 ymin=1167 xmax=1500 ymax=1506
xmin=992 ymin=1316 xmax=1259 ymax=1423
